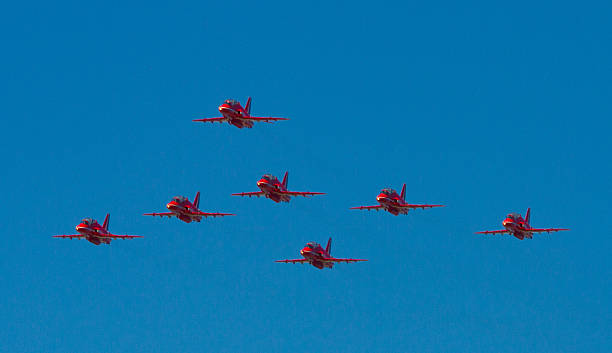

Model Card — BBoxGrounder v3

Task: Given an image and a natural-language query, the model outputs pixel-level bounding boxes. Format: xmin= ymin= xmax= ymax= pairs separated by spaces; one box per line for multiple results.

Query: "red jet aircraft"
xmin=193 ymin=97 xmax=288 ymax=129
xmin=476 ymin=208 xmax=569 ymax=240
xmin=350 ymin=184 xmax=444 ymax=215
xmin=275 ymin=238 xmax=367 ymax=269
xmin=143 ymin=191 xmax=235 ymax=223
xmin=232 ymin=172 xmax=325 ymax=203
xmin=53 ymin=214 xmax=142 ymax=245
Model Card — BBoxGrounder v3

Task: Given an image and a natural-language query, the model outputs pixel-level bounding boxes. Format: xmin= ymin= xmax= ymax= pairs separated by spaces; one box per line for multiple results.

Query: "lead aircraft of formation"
xmin=350 ymin=183 xmax=444 ymax=216
xmin=193 ymin=97 xmax=288 ymax=128
xmin=53 ymin=214 xmax=142 ymax=245
xmin=143 ymin=191 xmax=235 ymax=223
xmin=275 ymin=238 xmax=367 ymax=269
xmin=476 ymin=208 xmax=569 ymax=240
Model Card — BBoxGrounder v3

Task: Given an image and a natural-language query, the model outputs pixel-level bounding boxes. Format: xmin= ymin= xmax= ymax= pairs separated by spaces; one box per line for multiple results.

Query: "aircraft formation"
xmin=53 ymin=97 xmax=570 ymax=269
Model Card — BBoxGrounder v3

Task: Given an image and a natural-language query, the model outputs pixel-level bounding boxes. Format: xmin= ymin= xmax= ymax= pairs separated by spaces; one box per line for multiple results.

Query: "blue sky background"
xmin=1 ymin=1 xmax=610 ymax=352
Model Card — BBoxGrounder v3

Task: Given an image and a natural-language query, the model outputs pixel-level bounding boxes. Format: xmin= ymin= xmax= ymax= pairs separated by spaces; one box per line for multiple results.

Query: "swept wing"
xmin=244 ymin=116 xmax=288 ymax=123
xmin=193 ymin=211 xmax=235 ymax=218
xmin=350 ymin=205 xmax=384 ymax=211
xmin=525 ymin=227 xmax=569 ymax=234
xmin=193 ymin=117 xmax=227 ymax=123
xmin=475 ymin=230 xmax=511 ymax=235
xmin=275 ymin=259 xmax=309 ymax=264
xmin=143 ymin=212 xmax=176 ymax=218
xmin=280 ymin=191 xmax=325 ymax=197
xmin=231 ymin=191 xmax=266 ymax=197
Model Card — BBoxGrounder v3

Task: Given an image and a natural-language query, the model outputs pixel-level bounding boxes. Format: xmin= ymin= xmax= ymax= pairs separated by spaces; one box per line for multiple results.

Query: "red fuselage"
xmin=256 ymin=176 xmax=290 ymax=203
xmin=166 ymin=199 xmax=201 ymax=223
xmin=75 ymin=221 xmax=111 ymax=245
xmin=502 ymin=216 xmax=533 ymax=240
xmin=376 ymin=190 xmax=404 ymax=215
xmin=300 ymin=244 xmax=333 ymax=269
xmin=218 ymin=102 xmax=254 ymax=129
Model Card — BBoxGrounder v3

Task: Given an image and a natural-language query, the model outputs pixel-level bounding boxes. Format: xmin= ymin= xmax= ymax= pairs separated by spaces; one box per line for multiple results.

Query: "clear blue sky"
xmin=1 ymin=1 xmax=610 ymax=352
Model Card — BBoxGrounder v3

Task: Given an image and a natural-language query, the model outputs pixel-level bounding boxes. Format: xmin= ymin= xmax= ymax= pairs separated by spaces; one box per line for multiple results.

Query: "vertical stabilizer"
xmin=194 ymin=191 xmax=201 ymax=209
xmin=400 ymin=183 xmax=406 ymax=202
xmin=282 ymin=171 xmax=289 ymax=189
xmin=325 ymin=237 xmax=332 ymax=255
xmin=525 ymin=207 xmax=531 ymax=224
xmin=102 ymin=214 xmax=110 ymax=231
xmin=245 ymin=97 xmax=252 ymax=115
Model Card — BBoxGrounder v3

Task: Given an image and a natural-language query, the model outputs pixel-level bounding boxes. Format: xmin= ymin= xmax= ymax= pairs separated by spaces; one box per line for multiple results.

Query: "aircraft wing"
xmin=52 ymin=234 xmax=143 ymax=239
xmin=194 ymin=211 xmax=235 ymax=218
xmin=350 ymin=205 xmax=384 ymax=211
xmin=326 ymin=258 xmax=368 ymax=263
xmin=400 ymin=204 xmax=444 ymax=210
xmin=231 ymin=191 xmax=266 ymax=197
xmin=53 ymin=234 xmax=86 ymax=239
xmin=275 ymin=259 xmax=309 ymax=264
xmin=143 ymin=212 xmax=176 ymax=218
xmin=526 ymin=227 xmax=570 ymax=234
xmin=193 ymin=117 xmax=227 ymax=123
xmin=475 ymin=230 xmax=511 ymax=235
xmin=101 ymin=234 xmax=143 ymax=239
xmin=281 ymin=191 xmax=325 ymax=197
xmin=245 ymin=116 xmax=289 ymax=123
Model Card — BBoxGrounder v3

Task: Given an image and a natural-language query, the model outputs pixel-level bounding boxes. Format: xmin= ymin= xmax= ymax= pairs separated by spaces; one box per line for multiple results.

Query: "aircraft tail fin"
xmin=282 ymin=171 xmax=289 ymax=188
xmin=525 ymin=207 xmax=531 ymax=224
xmin=102 ymin=213 xmax=110 ymax=231
xmin=194 ymin=191 xmax=200 ymax=209
xmin=245 ymin=97 xmax=252 ymax=115
xmin=325 ymin=237 xmax=332 ymax=255
xmin=400 ymin=183 xmax=406 ymax=202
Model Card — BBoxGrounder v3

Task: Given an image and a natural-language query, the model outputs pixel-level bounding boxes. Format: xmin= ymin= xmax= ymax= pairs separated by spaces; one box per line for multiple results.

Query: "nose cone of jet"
xmin=502 ymin=218 xmax=513 ymax=227
xmin=75 ymin=224 xmax=86 ymax=232
xmin=300 ymin=248 xmax=310 ymax=256
xmin=218 ymin=104 xmax=230 ymax=113
xmin=166 ymin=202 xmax=177 ymax=211
xmin=257 ymin=179 xmax=268 ymax=187
xmin=376 ymin=193 xmax=387 ymax=202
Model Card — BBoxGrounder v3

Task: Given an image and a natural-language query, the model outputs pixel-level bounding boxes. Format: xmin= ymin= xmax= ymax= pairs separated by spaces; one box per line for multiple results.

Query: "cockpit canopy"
xmin=507 ymin=213 xmax=522 ymax=220
xmin=81 ymin=218 xmax=98 ymax=226
xmin=305 ymin=242 xmax=319 ymax=249
xmin=381 ymin=188 xmax=396 ymax=196
xmin=262 ymin=174 xmax=276 ymax=181
xmin=172 ymin=196 xmax=187 ymax=203
xmin=224 ymin=99 xmax=238 ymax=106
